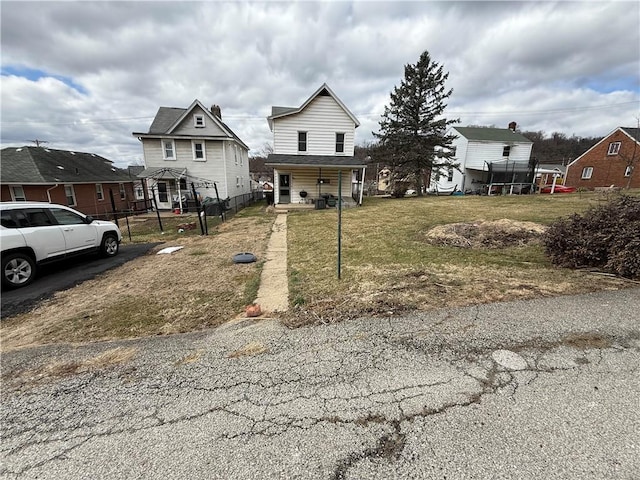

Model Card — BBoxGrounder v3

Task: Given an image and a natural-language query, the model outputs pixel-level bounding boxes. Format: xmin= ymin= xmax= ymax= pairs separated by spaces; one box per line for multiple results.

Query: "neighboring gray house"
xmin=265 ymin=84 xmax=366 ymax=206
xmin=437 ymin=123 xmax=534 ymax=194
xmin=132 ymin=100 xmax=250 ymax=210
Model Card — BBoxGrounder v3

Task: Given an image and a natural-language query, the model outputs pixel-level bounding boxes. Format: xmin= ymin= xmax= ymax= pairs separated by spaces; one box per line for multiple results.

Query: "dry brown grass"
xmin=1 ymin=206 xmax=274 ymax=351
xmin=227 ymin=341 xmax=269 ymax=358
xmin=283 ymin=193 xmax=637 ymax=326
xmin=2 ymin=346 xmax=137 ymax=388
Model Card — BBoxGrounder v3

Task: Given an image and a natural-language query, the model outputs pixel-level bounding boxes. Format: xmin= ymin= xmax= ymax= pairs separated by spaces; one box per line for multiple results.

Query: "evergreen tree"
xmin=374 ymin=50 xmax=459 ymax=196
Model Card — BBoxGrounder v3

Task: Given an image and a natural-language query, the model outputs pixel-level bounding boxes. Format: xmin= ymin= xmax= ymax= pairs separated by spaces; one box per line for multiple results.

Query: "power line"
xmin=2 ymin=101 xmax=637 ymax=127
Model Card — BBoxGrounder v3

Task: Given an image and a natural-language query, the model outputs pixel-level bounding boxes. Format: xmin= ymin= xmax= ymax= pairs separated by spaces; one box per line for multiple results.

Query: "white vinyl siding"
xmin=461 ymin=142 xmax=531 ymax=170
xmin=273 ymin=96 xmax=356 ymax=156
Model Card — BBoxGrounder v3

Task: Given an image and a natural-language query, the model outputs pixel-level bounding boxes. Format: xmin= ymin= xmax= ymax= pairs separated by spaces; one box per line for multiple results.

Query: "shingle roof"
xmin=148 ymin=107 xmax=185 ymax=134
xmin=453 ymin=127 xmax=533 ymax=143
xmin=1 ymin=147 xmax=132 ymax=183
xmin=265 ymin=154 xmax=366 ymax=167
xmin=621 ymin=127 xmax=640 ymax=141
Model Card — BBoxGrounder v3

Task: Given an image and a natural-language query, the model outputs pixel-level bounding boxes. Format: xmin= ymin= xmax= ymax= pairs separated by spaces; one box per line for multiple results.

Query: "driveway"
xmin=1 ymin=243 xmax=160 ymax=319
xmin=1 ymin=288 xmax=639 ymax=479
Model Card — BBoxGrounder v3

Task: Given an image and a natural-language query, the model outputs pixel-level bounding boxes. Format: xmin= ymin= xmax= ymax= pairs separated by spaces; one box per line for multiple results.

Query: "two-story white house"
xmin=265 ymin=84 xmax=366 ymax=207
xmin=132 ymin=100 xmax=250 ymax=210
xmin=435 ymin=123 xmax=534 ymax=195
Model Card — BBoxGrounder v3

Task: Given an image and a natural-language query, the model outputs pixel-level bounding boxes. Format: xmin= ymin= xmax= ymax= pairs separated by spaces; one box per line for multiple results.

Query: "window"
xmin=624 ymin=165 xmax=632 ymax=177
xmin=49 ymin=208 xmax=85 ymax=225
xmin=234 ymin=144 xmax=238 ymax=165
xmin=119 ymin=183 xmax=126 ymax=200
xmin=162 ymin=139 xmax=176 ymax=160
xmin=236 ymin=176 xmax=240 ymax=187
xmin=447 ymin=167 xmax=454 ymax=182
xmin=64 ymin=185 xmax=77 ymax=206
xmin=192 ymin=141 xmax=206 ymax=161
xmin=135 ymin=186 xmax=144 ymax=199
xmin=24 ymin=209 xmax=53 ymax=227
xmin=503 ymin=146 xmax=511 ymax=157
xmin=9 ymin=186 xmax=26 ymax=201
xmin=607 ymin=142 xmax=621 ymax=155
xmin=96 ymin=184 xmax=104 ymax=201
xmin=581 ymin=167 xmax=593 ymax=179
xmin=336 ymin=133 xmax=345 ymax=153
xmin=194 ymin=114 xmax=205 ymax=128
xmin=298 ymin=131 xmax=307 ymax=152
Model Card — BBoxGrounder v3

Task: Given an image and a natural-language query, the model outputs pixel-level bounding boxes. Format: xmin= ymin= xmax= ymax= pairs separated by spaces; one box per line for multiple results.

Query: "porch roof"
xmin=266 ymin=154 xmax=366 ymax=168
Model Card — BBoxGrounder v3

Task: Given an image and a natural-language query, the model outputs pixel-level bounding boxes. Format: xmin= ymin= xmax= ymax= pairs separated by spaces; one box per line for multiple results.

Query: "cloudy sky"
xmin=1 ymin=1 xmax=639 ymax=168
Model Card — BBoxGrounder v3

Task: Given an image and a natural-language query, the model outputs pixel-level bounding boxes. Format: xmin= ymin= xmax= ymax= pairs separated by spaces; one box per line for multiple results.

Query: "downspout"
xmin=222 ymin=141 xmax=228 ymax=198
xmin=359 ymin=166 xmax=366 ymax=205
xmin=46 ymin=184 xmax=59 ymax=203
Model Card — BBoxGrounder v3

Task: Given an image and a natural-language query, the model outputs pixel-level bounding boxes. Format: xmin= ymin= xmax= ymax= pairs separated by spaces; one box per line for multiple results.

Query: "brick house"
xmin=565 ymin=127 xmax=639 ymax=189
xmin=1 ymin=146 xmax=137 ymax=217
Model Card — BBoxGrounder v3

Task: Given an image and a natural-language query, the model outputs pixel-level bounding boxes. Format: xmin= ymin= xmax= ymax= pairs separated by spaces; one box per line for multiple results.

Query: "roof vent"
xmin=16 ymin=148 xmax=22 ymax=152
xmin=70 ymin=151 xmax=76 ymax=155
xmin=44 ymin=148 xmax=51 ymax=152
xmin=57 ymin=165 xmax=64 ymax=170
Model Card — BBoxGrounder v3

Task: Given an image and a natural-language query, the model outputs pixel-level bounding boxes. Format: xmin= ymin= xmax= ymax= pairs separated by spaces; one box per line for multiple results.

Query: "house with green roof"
xmin=438 ymin=123 xmax=534 ymax=195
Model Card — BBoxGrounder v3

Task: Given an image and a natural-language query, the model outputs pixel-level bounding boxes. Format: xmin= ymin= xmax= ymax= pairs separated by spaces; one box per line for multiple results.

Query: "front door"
xmin=156 ymin=182 xmax=172 ymax=209
xmin=279 ymin=174 xmax=290 ymax=204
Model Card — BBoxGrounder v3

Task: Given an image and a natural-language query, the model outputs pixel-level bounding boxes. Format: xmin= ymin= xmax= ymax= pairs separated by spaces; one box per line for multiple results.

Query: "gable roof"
xmin=566 ymin=126 xmax=640 ymax=167
xmin=134 ymin=99 xmax=249 ymax=150
xmin=452 ymin=126 xmax=533 ymax=143
xmin=1 ymin=147 xmax=132 ymax=184
xmin=267 ymin=83 xmax=360 ymax=130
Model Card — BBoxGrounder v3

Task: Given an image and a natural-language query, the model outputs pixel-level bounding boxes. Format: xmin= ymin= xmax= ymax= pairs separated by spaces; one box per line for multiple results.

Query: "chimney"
xmin=508 ymin=121 xmax=517 ymax=132
xmin=211 ymin=104 xmax=221 ymax=119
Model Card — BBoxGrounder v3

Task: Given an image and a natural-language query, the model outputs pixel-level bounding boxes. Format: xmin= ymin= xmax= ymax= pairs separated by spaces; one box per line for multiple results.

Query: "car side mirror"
xmin=85 ymin=216 xmax=94 ymax=224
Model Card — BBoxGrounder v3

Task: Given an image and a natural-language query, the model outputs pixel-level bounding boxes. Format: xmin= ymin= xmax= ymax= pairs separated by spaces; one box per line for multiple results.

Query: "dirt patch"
xmin=425 ymin=219 xmax=546 ymax=249
xmin=227 ymin=341 xmax=269 ymax=358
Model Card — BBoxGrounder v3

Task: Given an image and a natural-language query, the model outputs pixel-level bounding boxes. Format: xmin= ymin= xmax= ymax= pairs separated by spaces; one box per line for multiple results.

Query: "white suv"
xmin=1 ymin=202 xmax=122 ymax=288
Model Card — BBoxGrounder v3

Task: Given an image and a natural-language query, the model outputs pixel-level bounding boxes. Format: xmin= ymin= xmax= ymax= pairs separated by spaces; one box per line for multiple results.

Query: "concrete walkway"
xmin=254 ymin=213 xmax=288 ymax=314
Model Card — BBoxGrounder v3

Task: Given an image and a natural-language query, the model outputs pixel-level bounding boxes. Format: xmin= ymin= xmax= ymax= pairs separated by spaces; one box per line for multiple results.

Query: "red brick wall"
xmin=1 ymin=182 xmax=136 ymax=217
xmin=566 ymin=130 xmax=639 ymax=189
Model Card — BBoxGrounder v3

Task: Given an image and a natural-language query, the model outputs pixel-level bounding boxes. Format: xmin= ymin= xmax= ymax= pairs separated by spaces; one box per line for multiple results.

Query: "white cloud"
xmin=1 ymin=1 xmax=638 ymax=167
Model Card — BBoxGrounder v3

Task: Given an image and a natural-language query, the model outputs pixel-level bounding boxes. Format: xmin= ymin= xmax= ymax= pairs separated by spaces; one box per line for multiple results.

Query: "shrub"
xmin=544 ymin=196 xmax=640 ymax=279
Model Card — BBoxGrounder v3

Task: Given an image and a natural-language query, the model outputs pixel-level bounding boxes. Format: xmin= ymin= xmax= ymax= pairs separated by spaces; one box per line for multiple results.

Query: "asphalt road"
xmin=1 ymin=288 xmax=639 ymax=479
xmin=0 ymin=243 xmax=160 ymax=319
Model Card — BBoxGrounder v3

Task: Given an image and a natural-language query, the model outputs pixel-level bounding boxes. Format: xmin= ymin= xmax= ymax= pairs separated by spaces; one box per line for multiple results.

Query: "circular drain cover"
xmin=233 ymin=252 xmax=257 ymax=264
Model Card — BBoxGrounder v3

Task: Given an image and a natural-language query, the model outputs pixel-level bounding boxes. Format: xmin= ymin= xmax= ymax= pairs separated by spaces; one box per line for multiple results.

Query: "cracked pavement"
xmin=1 ymin=288 xmax=639 ymax=479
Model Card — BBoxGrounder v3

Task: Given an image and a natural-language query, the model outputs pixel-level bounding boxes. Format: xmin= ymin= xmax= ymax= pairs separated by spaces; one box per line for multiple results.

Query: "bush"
xmin=544 ymin=196 xmax=640 ymax=279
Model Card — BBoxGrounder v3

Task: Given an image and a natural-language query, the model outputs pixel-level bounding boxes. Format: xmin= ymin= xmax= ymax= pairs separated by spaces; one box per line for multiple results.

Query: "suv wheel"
xmin=2 ymin=253 xmax=36 ymax=288
xmin=101 ymin=233 xmax=119 ymax=257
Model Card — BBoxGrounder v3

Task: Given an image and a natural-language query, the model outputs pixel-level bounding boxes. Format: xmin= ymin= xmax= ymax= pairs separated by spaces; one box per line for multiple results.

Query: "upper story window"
xmin=192 ymin=141 xmax=206 ymax=161
xmin=10 ymin=185 xmax=26 ymax=202
xmin=96 ymin=184 xmax=104 ymax=201
xmin=502 ymin=146 xmax=511 ymax=157
xmin=298 ymin=131 xmax=307 ymax=152
xmin=336 ymin=133 xmax=345 ymax=153
xmin=194 ymin=114 xmax=205 ymax=128
xmin=624 ymin=165 xmax=632 ymax=177
xmin=581 ymin=167 xmax=593 ymax=179
xmin=607 ymin=142 xmax=621 ymax=155
xmin=447 ymin=167 xmax=454 ymax=182
xmin=119 ymin=183 xmax=126 ymax=200
xmin=162 ymin=139 xmax=176 ymax=160
xmin=64 ymin=185 xmax=77 ymax=206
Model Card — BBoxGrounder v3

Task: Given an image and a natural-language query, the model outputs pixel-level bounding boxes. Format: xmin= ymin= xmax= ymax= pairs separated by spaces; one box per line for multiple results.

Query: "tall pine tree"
xmin=374 ymin=51 xmax=459 ymax=195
